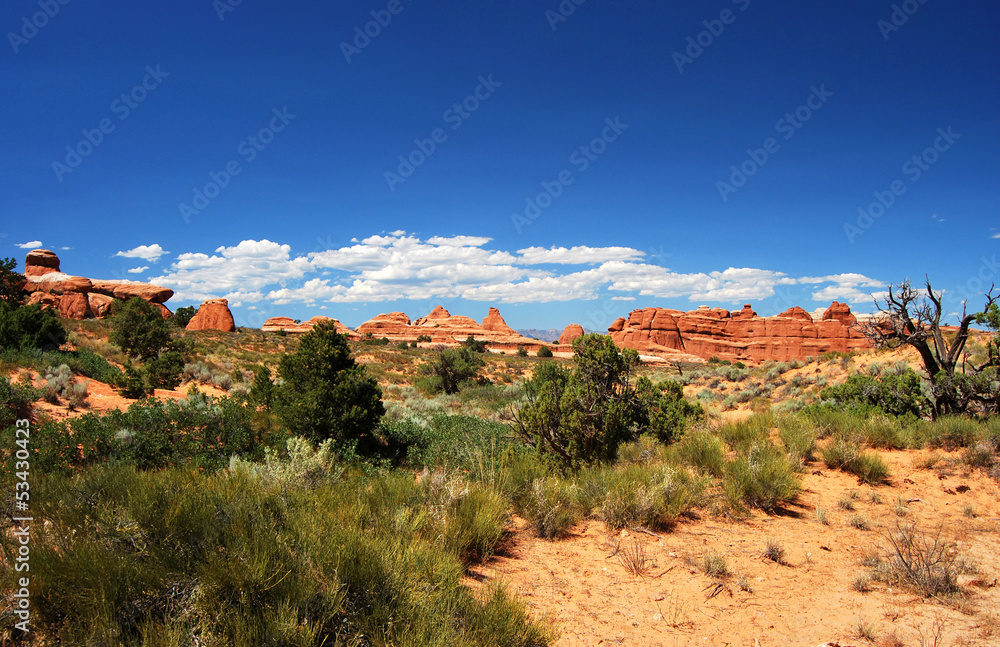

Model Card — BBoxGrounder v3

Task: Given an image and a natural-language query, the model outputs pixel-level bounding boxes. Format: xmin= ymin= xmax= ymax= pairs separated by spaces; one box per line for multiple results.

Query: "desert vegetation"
xmin=1 ymin=261 xmax=999 ymax=645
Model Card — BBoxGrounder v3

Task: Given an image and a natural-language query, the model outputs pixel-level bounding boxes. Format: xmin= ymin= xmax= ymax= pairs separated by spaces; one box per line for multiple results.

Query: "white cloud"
xmin=115 ymin=244 xmax=168 ymax=262
xmin=993 ymin=233 xmax=1000 ymax=239
xmin=16 ymin=241 xmax=42 ymax=249
xmin=150 ymin=240 xmax=311 ymax=302
xmin=127 ymin=266 xmax=149 ymax=274
xmin=517 ymin=245 xmax=645 ymax=265
xmin=60 ymin=246 xmax=72 ymax=251
xmin=154 ymin=233 xmax=888 ymax=311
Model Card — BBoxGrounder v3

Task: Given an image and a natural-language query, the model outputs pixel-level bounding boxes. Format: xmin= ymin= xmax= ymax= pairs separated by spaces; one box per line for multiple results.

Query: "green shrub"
xmin=860 ymin=415 xmax=915 ymax=449
xmin=920 ymin=416 xmax=984 ymax=450
xmin=109 ymin=298 xmax=173 ymax=361
xmin=719 ymin=414 xmax=774 ymax=453
xmin=819 ymin=370 xmax=931 ymax=419
xmin=171 ymin=305 xmax=197 ymax=328
xmin=853 ymin=452 xmax=890 ymax=485
xmin=777 ymin=414 xmax=817 ymax=464
xmin=421 ymin=346 xmax=486 ymax=395
xmin=0 ymin=375 xmax=39 ymax=430
xmin=523 ymin=477 xmax=581 ymax=539
xmin=673 ymin=430 xmax=725 ymax=477
xmin=144 ymin=349 xmax=184 ymax=390
xmin=536 ymin=345 xmax=553 ymax=358
xmin=636 ymin=378 xmax=704 ymax=445
xmin=11 ymin=465 xmax=551 ymax=646
xmin=0 ymin=302 xmax=67 ymax=351
xmin=516 ymin=345 xmax=528 ymax=357
xmin=274 ymin=320 xmax=384 ymax=452
xmin=723 ymin=445 xmax=801 ymax=513
xmin=583 ymin=465 xmax=704 ymax=530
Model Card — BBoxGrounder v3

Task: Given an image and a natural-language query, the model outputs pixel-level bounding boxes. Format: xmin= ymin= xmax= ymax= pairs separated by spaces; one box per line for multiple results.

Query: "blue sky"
xmin=3 ymin=0 xmax=998 ymax=330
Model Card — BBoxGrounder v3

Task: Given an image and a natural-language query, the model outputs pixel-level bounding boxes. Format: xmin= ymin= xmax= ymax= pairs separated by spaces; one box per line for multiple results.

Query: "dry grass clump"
xmin=761 ymin=538 xmax=785 ymax=564
xmin=617 ymin=539 xmax=650 ymax=576
xmin=865 ymin=523 xmax=966 ymax=599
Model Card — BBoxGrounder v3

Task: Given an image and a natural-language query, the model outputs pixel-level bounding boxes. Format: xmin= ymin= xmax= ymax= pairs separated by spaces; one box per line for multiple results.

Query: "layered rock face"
xmin=20 ymin=250 xmax=174 ymax=319
xmin=262 ymin=316 xmax=359 ymax=339
xmin=608 ymin=301 xmax=871 ymax=364
xmin=186 ymin=299 xmax=236 ymax=332
xmin=355 ymin=306 xmax=544 ymax=350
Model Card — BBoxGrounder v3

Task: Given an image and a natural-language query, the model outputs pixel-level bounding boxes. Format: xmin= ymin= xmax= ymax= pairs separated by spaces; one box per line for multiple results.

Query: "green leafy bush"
xmin=109 ymin=298 xmax=172 ymax=361
xmin=421 ymin=346 xmax=486 ymax=395
xmin=171 ymin=305 xmax=197 ymax=328
xmin=0 ymin=302 xmax=67 ymax=351
xmin=274 ymin=320 xmax=384 ymax=452
xmin=536 ymin=345 xmax=553 ymax=358
xmin=819 ymin=370 xmax=931 ymax=420
xmin=511 ymin=335 xmax=701 ymax=469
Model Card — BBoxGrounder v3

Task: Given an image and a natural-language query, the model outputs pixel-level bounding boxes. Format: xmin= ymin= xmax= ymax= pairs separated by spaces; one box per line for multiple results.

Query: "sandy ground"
xmin=470 ymin=449 xmax=1000 ymax=647
xmin=8 ymin=369 xmax=228 ymax=423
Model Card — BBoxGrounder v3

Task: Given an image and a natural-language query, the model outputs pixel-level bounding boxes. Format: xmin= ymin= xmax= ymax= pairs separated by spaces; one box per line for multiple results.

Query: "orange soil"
xmin=9 ymin=369 xmax=228 ymax=423
xmin=470 ymin=450 xmax=1000 ymax=647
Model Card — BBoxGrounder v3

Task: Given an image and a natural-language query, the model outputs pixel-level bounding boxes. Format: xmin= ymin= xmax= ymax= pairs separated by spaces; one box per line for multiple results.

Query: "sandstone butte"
xmin=608 ymin=302 xmax=871 ymax=364
xmin=557 ymin=323 xmax=585 ymax=346
xmin=354 ymin=306 xmax=548 ymax=351
xmin=186 ymin=299 xmax=237 ymax=333
xmin=261 ymin=316 xmax=359 ymax=339
xmin=19 ymin=250 xmax=174 ymax=319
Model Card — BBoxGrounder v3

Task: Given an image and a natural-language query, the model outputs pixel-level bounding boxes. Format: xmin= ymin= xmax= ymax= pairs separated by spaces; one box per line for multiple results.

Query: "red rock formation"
xmin=356 ymin=312 xmax=412 ymax=339
xmin=262 ymin=316 xmax=359 ymax=339
xmin=24 ymin=249 xmax=60 ymax=277
xmin=86 ymin=293 xmax=116 ymax=318
xmin=608 ymin=302 xmax=872 ymax=364
xmin=18 ymin=251 xmax=174 ymax=320
xmin=355 ymin=306 xmax=543 ymax=351
xmin=557 ymin=324 xmax=584 ymax=345
xmin=24 ymin=273 xmax=94 ymax=295
xmin=91 ymin=280 xmax=173 ymax=304
xmin=481 ymin=307 xmax=517 ymax=335
xmin=58 ymin=293 xmax=91 ymax=319
xmin=822 ymin=301 xmax=857 ymax=326
xmin=186 ymin=299 xmax=236 ymax=332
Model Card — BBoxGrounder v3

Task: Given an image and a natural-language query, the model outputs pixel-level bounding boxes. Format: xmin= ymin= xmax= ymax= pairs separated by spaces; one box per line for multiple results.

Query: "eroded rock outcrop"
xmin=262 ymin=316 xmax=359 ymax=339
xmin=557 ymin=324 xmax=584 ymax=345
xmin=18 ymin=250 xmax=174 ymax=320
xmin=355 ymin=306 xmax=544 ymax=351
xmin=186 ymin=299 xmax=236 ymax=332
xmin=25 ymin=249 xmax=61 ymax=277
xmin=608 ymin=302 xmax=872 ymax=364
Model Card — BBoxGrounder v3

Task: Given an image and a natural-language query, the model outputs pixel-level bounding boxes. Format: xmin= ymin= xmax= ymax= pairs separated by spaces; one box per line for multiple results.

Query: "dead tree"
xmin=858 ymin=278 xmax=997 ymax=416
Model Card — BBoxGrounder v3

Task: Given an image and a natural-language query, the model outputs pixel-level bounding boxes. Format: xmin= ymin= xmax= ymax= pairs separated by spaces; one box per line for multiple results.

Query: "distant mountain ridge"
xmin=517 ymin=328 xmax=597 ymax=343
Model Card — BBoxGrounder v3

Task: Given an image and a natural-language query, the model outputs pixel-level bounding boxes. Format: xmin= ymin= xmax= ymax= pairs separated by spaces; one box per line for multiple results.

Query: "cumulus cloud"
xmin=516 ymin=246 xmax=645 ymax=265
xmin=149 ymin=240 xmax=311 ymax=302
xmin=152 ymin=233 xmax=885 ymax=310
xmin=115 ymin=244 xmax=168 ymax=262
xmin=127 ymin=266 xmax=149 ymax=274
xmin=16 ymin=241 xmax=42 ymax=249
